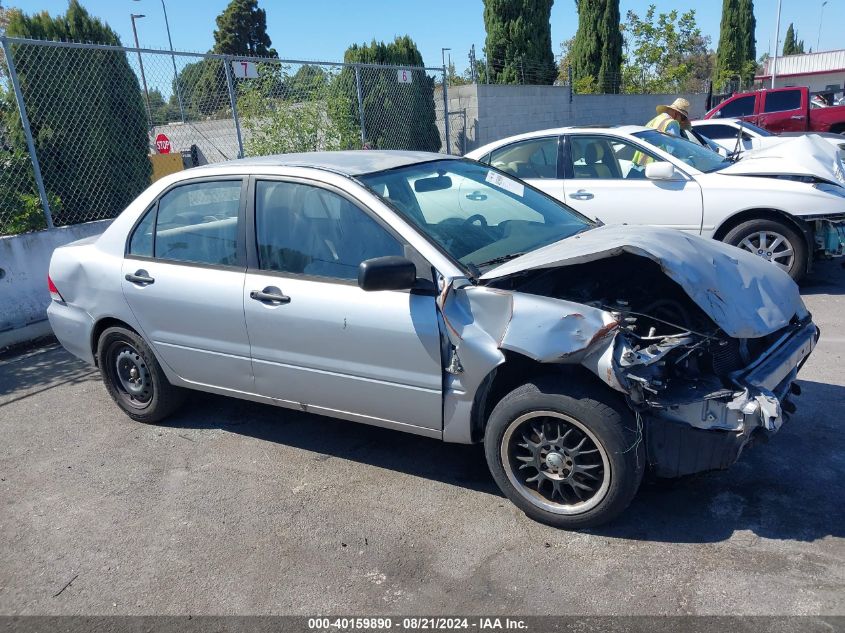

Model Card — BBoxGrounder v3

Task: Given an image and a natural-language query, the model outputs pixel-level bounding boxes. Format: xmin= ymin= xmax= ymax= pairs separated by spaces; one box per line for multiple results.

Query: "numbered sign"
xmin=397 ymin=69 xmax=413 ymax=84
xmin=232 ymin=60 xmax=259 ymax=79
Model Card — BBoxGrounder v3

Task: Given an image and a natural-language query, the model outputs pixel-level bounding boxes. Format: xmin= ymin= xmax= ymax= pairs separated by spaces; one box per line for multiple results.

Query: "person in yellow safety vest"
xmin=633 ymin=97 xmax=692 ymax=166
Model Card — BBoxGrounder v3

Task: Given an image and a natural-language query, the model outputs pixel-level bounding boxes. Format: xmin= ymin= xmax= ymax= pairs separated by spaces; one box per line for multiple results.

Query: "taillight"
xmin=48 ymin=274 xmax=65 ymax=302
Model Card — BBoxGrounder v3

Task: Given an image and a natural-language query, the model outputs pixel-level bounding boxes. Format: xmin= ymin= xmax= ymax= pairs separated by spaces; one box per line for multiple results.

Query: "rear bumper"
xmin=645 ymin=320 xmax=818 ymax=478
xmin=47 ymin=301 xmax=96 ymax=365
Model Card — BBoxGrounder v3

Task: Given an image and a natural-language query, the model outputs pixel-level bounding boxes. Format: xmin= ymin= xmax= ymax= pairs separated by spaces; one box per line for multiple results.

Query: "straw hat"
xmin=656 ymin=97 xmax=691 ymax=120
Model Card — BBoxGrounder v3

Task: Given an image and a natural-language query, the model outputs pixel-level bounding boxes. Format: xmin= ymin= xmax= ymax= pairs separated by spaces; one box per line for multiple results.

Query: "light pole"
xmin=133 ymin=0 xmax=185 ymax=122
xmin=771 ymin=0 xmax=782 ymax=88
xmin=817 ymin=1 xmax=828 ymax=51
xmin=130 ymin=13 xmax=153 ymax=133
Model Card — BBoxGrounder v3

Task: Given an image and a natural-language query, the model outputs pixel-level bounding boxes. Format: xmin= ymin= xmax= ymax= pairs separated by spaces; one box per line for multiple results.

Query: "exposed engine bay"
xmin=440 ymin=242 xmax=818 ymax=477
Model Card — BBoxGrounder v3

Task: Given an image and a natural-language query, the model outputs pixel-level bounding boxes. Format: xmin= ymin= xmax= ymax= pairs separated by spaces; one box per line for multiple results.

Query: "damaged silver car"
xmin=47 ymin=152 xmax=818 ymax=528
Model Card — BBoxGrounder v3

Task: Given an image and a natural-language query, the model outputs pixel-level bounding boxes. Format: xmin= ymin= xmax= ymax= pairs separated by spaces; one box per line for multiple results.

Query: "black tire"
xmin=723 ymin=218 xmax=808 ymax=281
xmin=96 ymin=326 xmax=185 ymax=423
xmin=484 ymin=376 xmax=644 ymax=530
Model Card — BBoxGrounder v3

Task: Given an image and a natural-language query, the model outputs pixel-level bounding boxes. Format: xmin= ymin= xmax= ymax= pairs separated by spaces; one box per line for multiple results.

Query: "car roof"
xmin=198 ymin=150 xmax=458 ymax=176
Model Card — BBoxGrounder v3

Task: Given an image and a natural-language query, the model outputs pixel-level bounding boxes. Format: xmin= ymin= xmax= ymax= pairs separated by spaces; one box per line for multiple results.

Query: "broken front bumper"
xmin=644 ymin=319 xmax=819 ymax=478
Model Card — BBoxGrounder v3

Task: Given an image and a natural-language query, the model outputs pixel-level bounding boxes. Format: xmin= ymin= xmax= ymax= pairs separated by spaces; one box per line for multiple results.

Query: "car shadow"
xmin=799 ymin=258 xmax=845 ymax=295
xmin=165 ymin=378 xmax=844 ymax=544
xmin=0 ymin=344 xmax=99 ymax=406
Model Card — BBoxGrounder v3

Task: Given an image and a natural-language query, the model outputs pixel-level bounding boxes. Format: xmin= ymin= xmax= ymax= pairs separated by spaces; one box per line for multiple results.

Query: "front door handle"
xmin=250 ymin=286 xmax=291 ymax=305
xmin=790 ymin=115 xmax=805 ymax=120
xmin=569 ymin=190 xmax=594 ymax=200
xmin=125 ymin=269 xmax=154 ymax=285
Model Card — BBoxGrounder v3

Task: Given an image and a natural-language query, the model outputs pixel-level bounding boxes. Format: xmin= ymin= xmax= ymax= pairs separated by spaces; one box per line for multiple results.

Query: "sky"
xmin=9 ymin=0 xmax=844 ymax=73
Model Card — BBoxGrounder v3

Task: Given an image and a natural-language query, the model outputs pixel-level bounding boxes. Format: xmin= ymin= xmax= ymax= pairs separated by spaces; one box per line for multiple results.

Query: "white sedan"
xmin=466 ymin=125 xmax=845 ymax=280
xmin=691 ymin=117 xmax=845 ymax=158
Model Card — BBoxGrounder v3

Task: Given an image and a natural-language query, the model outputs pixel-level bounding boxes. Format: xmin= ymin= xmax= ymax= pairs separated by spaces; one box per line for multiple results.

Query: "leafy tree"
xmin=333 ymin=36 xmax=441 ymax=151
xmin=147 ymin=89 xmax=181 ymax=124
xmin=782 ymin=23 xmax=805 ymax=56
xmin=3 ymin=1 xmax=150 ymax=228
xmin=621 ymin=6 xmax=712 ymax=93
xmin=571 ymin=0 xmax=623 ymax=93
xmin=212 ymin=0 xmax=276 ymax=57
xmin=180 ymin=0 xmax=277 ymax=118
xmin=715 ymin=0 xmax=757 ymax=89
xmin=483 ymin=0 xmax=557 ymax=84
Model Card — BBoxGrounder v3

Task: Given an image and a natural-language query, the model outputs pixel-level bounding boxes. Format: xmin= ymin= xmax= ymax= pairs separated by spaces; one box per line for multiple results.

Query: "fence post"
xmin=1 ymin=37 xmax=53 ymax=229
xmin=442 ymin=66 xmax=451 ymax=155
xmin=354 ymin=65 xmax=367 ymax=146
xmin=223 ymin=57 xmax=245 ymax=159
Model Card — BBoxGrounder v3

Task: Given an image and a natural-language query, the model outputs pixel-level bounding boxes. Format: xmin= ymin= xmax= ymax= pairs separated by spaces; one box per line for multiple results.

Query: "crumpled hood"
xmin=480 ymin=225 xmax=806 ymax=338
xmin=723 ymin=135 xmax=845 ymax=185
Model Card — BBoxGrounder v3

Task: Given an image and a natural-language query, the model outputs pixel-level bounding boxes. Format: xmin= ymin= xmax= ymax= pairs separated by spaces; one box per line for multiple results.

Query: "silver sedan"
xmin=48 ymin=151 xmax=817 ymax=528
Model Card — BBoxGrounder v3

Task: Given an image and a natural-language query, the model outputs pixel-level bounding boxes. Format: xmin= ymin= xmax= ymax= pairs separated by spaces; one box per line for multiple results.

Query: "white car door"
xmin=242 ymin=178 xmax=443 ymax=433
xmin=561 ymin=134 xmax=704 ymax=233
xmin=486 ymin=136 xmax=564 ymax=199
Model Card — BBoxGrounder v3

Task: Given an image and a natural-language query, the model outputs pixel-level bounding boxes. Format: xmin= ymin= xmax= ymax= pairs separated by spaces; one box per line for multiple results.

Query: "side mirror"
xmin=645 ymin=161 xmax=677 ymax=180
xmin=358 ymin=256 xmax=417 ymax=292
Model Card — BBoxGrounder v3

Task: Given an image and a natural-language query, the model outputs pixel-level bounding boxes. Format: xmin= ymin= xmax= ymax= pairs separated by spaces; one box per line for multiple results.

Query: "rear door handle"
xmin=569 ymin=190 xmax=594 ymax=200
xmin=250 ymin=286 xmax=291 ymax=305
xmin=790 ymin=115 xmax=805 ymax=120
xmin=125 ymin=269 xmax=154 ymax=285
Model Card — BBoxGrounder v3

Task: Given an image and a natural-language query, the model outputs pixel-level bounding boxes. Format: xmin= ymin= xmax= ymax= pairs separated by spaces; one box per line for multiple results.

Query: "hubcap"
xmin=113 ymin=345 xmax=152 ymax=405
xmin=738 ymin=230 xmax=795 ymax=272
xmin=500 ymin=411 xmax=610 ymax=515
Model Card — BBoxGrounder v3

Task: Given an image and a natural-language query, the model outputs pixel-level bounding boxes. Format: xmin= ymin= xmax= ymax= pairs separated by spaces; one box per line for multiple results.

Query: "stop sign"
xmin=155 ymin=133 xmax=171 ymax=154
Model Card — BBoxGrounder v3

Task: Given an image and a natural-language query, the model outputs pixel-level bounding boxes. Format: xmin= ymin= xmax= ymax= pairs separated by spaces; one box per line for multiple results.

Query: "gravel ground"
xmin=0 ymin=261 xmax=843 ymax=616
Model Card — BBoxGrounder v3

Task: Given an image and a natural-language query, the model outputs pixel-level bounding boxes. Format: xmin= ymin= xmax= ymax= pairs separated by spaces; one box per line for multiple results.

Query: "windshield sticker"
xmin=486 ymin=170 xmax=524 ymax=197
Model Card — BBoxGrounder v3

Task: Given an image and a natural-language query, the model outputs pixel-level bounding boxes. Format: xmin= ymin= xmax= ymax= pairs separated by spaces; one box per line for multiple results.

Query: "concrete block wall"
xmin=440 ymin=85 xmax=709 ymax=152
xmin=0 ymin=220 xmax=111 ymax=349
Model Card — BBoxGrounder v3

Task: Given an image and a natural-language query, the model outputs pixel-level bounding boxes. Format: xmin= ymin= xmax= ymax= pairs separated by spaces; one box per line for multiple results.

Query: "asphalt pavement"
xmin=1 ymin=261 xmax=843 ymax=616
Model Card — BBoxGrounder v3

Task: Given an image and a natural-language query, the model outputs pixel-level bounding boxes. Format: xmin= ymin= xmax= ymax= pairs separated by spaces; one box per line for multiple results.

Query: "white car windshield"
xmin=635 ymin=130 xmax=731 ymax=173
xmin=358 ymin=159 xmax=592 ymax=270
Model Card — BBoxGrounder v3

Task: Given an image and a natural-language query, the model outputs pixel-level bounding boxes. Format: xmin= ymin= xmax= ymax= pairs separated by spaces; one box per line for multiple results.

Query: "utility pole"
xmin=771 ymin=0 xmax=782 ymax=88
xmin=133 ymin=0 xmax=184 ymax=122
xmin=468 ymin=44 xmax=477 ymax=83
xmin=130 ymin=13 xmax=153 ymax=133
xmin=441 ymin=47 xmax=451 ymax=87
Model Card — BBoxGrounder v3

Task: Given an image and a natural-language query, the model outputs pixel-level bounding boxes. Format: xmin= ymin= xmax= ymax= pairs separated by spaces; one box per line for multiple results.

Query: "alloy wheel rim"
xmin=500 ymin=411 xmax=610 ymax=515
xmin=738 ymin=230 xmax=795 ymax=272
xmin=113 ymin=344 xmax=152 ymax=407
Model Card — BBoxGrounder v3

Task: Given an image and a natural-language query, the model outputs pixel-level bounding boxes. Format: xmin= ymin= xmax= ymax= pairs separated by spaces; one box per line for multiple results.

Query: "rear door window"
xmin=763 ymin=89 xmax=802 ymax=113
xmin=717 ymin=95 xmax=755 ymax=118
xmin=489 ymin=137 xmax=559 ymax=179
xmin=154 ymin=180 xmax=243 ymax=266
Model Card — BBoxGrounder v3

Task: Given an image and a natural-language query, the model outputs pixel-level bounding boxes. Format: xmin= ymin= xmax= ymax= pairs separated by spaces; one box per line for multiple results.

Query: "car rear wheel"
xmin=484 ymin=377 xmax=644 ymax=529
xmin=97 ymin=326 xmax=184 ymax=423
xmin=723 ymin=218 xmax=807 ymax=281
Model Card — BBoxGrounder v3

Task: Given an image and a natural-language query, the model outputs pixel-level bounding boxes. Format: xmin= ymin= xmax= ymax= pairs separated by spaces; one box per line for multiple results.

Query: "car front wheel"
xmin=484 ymin=377 xmax=644 ymax=529
xmin=97 ymin=326 xmax=185 ymax=423
xmin=723 ymin=218 xmax=807 ymax=281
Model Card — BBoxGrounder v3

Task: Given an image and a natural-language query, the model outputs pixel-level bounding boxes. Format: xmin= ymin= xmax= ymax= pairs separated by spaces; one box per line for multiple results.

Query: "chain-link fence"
xmin=0 ymin=37 xmax=449 ymax=236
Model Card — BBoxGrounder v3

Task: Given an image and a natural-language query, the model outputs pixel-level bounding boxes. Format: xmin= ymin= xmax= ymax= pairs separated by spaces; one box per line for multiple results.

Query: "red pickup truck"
xmin=704 ymin=86 xmax=845 ymax=135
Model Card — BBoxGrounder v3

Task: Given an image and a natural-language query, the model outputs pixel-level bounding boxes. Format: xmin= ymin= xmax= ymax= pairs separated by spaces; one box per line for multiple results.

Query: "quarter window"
xmin=763 ymin=89 xmax=802 ymax=113
xmin=153 ymin=181 xmax=242 ymax=265
xmin=128 ymin=206 xmax=155 ymax=257
xmin=489 ymin=137 xmax=559 ymax=179
xmin=255 ymin=180 xmax=403 ymax=280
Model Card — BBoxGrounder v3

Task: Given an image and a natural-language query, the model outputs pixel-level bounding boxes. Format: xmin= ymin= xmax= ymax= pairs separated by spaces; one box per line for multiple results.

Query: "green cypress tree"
xmin=483 ymin=0 xmax=558 ymax=84
xmin=783 ymin=23 xmax=797 ymax=56
xmin=715 ymin=0 xmax=756 ymax=87
xmin=5 ymin=0 xmax=151 ymax=226
xmin=571 ymin=0 xmax=623 ymax=93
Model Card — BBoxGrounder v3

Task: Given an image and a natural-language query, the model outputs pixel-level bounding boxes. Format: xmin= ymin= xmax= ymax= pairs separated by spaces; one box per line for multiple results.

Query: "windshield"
xmin=357 ymin=159 xmax=592 ymax=270
xmin=634 ymin=130 xmax=731 ymax=173
xmin=738 ymin=121 xmax=772 ymax=136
